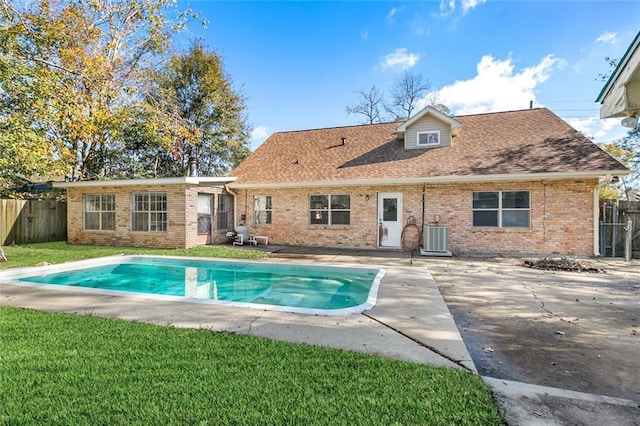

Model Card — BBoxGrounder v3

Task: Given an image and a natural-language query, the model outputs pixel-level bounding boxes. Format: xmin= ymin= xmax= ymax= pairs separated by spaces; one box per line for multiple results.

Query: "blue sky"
xmin=180 ymin=1 xmax=640 ymax=150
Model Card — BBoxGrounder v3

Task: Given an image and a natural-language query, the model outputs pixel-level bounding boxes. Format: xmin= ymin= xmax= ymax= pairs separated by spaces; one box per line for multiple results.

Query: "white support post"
xmin=625 ymin=220 xmax=633 ymax=261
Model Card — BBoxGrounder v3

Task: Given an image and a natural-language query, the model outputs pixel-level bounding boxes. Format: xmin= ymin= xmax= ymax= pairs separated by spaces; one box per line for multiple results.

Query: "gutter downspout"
xmin=594 ymin=175 xmax=613 ymax=257
xmin=421 ymin=183 xmax=426 ymax=239
xmin=224 ymin=184 xmax=238 ymax=230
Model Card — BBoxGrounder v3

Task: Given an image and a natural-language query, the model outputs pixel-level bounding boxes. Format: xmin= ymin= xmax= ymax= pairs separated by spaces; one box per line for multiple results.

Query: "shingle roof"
xmin=230 ymin=108 xmax=628 ymax=186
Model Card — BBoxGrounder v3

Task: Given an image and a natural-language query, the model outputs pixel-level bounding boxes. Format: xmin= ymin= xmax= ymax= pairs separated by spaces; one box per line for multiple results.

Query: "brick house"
xmin=228 ymin=107 xmax=629 ymax=256
xmin=55 ymin=177 xmax=236 ymax=249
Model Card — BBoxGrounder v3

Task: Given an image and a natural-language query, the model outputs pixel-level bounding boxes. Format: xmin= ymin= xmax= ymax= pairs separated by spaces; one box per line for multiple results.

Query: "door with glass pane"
xmin=378 ymin=193 xmax=402 ymax=247
xmin=197 ymin=194 xmax=212 ymax=244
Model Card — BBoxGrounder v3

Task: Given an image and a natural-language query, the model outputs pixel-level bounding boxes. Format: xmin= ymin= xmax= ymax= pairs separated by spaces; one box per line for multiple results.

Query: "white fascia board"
xmin=53 ymin=176 xmax=236 ymax=188
xmin=596 ymin=30 xmax=640 ymax=104
xmin=228 ymin=170 xmax=631 ymax=189
xmin=396 ymin=106 xmax=462 ymax=133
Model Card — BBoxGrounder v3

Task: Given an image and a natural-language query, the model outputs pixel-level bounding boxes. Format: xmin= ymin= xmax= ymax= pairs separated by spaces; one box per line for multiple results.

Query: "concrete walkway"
xmin=0 ymin=248 xmax=473 ymax=373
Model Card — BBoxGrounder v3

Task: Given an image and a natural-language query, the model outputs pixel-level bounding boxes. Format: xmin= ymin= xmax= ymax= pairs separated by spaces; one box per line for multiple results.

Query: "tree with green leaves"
xmin=615 ymin=126 xmax=640 ymax=199
xmin=0 ymin=0 xmax=193 ymax=182
xmin=116 ymin=42 xmax=251 ymax=177
xmin=599 ymin=140 xmax=636 ymax=200
xmin=595 ymin=56 xmax=639 ymax=199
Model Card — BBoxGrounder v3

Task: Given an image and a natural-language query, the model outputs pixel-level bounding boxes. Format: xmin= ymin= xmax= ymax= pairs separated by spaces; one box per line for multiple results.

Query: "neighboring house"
xmin=54 ymin=177 xmax=236 ymax=249
xmin=596 ymin=30 xmax=640 ymax=127
xmin=228 ymin=107 xmax=629 ymax=256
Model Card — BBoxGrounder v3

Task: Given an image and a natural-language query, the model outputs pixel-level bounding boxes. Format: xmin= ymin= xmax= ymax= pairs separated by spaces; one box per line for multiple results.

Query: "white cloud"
xmin=438 ymin=0 xmax=486 ymax=16
xmin=430 ymin=54 xmax=560 ymax=115
xmin=566 ymin=116 xmax=628 ymax=143
xmin=566 ymin=116 xmax=599 ymax=137
xmin=573 ymin=31 xmax=619 ymax=74
xmin=596 ymin=31 xmax=617 ymax=45
xmin=380 ymin=48 xmax=421 ymax=71
xmin=461 ymin=0 xmax=487 ymax=13
xmin=439 ymin=0 xmax=456 ymax=16
xmin=386 ymin=6 xmax=404 ymax=22
xmin=250 ymin=125 xmax=270 ymax=148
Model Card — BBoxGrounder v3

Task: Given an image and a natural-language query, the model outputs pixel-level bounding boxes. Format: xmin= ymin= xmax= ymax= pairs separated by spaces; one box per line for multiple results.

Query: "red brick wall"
xmin=236 ymin=179 xmax=597 ymax=256
xmin=66 ymin=184 xmax=228 ymax=249
xmin=425 ymin=180 xmax=597 ymax=256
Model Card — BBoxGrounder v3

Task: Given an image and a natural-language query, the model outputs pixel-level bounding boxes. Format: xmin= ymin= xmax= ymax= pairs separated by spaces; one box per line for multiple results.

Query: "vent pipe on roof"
xmin=188 ymin=156 xmax=197 ymax=177
xmin=341 ymin=137 xmax=346 ymax=145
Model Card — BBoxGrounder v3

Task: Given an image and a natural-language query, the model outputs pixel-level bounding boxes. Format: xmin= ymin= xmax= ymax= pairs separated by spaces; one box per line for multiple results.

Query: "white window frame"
xmin=83 ymin=193 xmax=115 ymax=231
xmin=254 ymin=195 xmax=272 ymax=225
xmin=197 ymin=194 xmax=212 ymax=235
xmin=309 ymin=194 xmax=350 ymax=226
xmin=131 ymin=192 xmax=167 ymax=232
xmin=472 ymin=190 xmax=530 ymax=228
xmin=417 ymin=130 xmax=440 ymax=146
xmin=216 ymin=194 xmax=231 ymax=230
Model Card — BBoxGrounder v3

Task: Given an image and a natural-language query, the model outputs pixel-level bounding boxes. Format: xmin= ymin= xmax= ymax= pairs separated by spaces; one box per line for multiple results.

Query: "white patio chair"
xmin=232 ymin=226 xmax=257 ymax=246
xmin=0 ymin=246 xmax=7 ymax=262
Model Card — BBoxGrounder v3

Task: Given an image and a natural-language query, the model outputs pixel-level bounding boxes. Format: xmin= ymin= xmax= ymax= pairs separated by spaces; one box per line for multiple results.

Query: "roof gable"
xmin=396 ymin=106 xmax=462 ymax=134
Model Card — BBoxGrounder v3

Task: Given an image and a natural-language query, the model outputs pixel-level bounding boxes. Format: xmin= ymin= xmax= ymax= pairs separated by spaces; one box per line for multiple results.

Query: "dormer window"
xmin=397 ymin=106 xmax=461 ymax=150
xmin=417 ymin=130 xmax=440 ymax=146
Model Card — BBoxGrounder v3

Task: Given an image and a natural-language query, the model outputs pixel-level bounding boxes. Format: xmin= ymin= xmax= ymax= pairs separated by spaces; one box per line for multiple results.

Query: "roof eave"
xmin=53 ymin=176 xmax=237 ymax=188
xmin=596 ymin=30 xmax=640 ymax=103
xmin=228 ymin=170 xmax=631 ymax=189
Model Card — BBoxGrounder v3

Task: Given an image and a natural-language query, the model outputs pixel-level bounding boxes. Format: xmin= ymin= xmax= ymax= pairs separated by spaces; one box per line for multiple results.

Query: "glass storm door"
xmin=378 ymin=193 xmax=402 ymax=247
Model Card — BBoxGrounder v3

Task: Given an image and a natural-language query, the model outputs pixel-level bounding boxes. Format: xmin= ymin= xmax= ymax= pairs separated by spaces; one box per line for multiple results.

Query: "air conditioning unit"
xmin=420 ymin=226 xmax=452 ymax=256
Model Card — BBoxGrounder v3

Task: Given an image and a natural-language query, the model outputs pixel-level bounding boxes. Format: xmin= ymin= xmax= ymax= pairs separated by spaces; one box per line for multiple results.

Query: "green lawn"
xmin=0 ymin=241 xmax=266 ymax=269
xmin=0 ymin=242 xmax=503 ymax=424
xmin=0 ymin=307 xmax=502 ymax=425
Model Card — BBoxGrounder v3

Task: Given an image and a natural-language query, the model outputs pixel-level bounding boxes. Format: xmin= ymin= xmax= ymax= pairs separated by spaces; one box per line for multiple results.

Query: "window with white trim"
xmin=472 ymin=191 xmax=530 ymax=228
xmin=132 ymin=192 xmax=167 ymax=232
xmin=197 ymin=194 xmax=212 ymax=234
xmin=216 ymin=194 xmax=230 ymax=230
xmin=254 ymin=195 xmax=272 ymax=225
xmin=84 ymin=194 xmax=115 ymax=231
xmin=309 ymin=195 xmax=350 ymax=225
xmin=417 ymin=130 xmax=440 ymax=146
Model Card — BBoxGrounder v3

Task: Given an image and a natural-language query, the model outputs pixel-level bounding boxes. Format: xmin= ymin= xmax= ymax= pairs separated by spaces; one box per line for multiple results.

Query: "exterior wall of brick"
xmin=236 ymin=178 xmax=598 ymax=256
xmin=425 ymin=179 xmax=597 ymax=256
xmin=66 ymin=184 xmax=230 ymax=249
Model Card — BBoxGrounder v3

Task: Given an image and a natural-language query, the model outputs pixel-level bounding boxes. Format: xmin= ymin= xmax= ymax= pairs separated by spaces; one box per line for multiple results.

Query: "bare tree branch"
xmin=385 ymin=71 xmax=430 ymax=120
xmin=346 ymin=85 xmax=385 ymax=124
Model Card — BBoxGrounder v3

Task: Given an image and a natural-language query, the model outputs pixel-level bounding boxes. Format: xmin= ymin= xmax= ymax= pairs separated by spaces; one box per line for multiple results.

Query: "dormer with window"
xmin=396 ymin=106 xmax=462 ymax=150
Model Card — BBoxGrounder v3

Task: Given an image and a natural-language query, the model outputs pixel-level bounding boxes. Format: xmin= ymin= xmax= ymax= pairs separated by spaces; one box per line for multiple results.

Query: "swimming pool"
xmin=0 ymin=256 xmax=384 ymax=315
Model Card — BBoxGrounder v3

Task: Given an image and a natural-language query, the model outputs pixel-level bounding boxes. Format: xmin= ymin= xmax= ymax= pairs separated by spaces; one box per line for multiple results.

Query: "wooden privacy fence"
xmin=0 ymin=199 xmax=67 ymax=245
xmin=600 ymin=200 xmax=640 ymax=259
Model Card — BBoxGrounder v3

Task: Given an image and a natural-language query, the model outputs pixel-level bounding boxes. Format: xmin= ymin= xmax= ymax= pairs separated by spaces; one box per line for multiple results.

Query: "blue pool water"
xmin=9 ymin=256 xmax=384 ymax=314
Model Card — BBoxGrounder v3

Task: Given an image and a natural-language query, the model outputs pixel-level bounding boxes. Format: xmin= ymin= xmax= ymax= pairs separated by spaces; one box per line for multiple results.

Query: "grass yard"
xmin=0 ymin=241 xmax=266 ymax=269
xmin=0 ymin=242 xmax=502 ymax=424
xmin=0 ymin=307 xmax=502 ymax=425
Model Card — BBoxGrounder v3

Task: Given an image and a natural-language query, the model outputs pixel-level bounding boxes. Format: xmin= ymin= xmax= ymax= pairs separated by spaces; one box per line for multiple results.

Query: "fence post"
xmin=625 ymin=220 xmax=633 ymax=261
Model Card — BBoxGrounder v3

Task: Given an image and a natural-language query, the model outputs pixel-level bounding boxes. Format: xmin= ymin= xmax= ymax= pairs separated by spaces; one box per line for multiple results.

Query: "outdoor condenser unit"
xmin=420 ymin=226 xmax=452 ymax=257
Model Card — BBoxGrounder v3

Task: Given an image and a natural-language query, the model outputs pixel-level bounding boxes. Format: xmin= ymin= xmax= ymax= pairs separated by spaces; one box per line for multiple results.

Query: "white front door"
xmin=378 ymin=192 xmax=403 ymax=247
